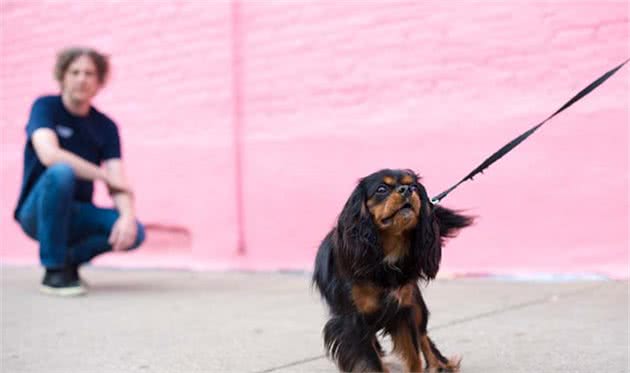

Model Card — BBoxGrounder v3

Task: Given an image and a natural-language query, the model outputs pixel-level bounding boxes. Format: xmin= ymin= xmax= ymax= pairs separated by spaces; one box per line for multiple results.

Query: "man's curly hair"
xmin=54 ymin=47 xmax=109 ymax=86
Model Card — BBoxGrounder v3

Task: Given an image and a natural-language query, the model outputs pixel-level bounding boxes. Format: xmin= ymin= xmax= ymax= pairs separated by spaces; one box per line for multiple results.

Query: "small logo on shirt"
xmin=55 ymin=125 xmax=74 ymax=139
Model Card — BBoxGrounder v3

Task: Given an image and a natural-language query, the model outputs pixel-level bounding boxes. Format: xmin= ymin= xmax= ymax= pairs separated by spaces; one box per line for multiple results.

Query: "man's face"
xmin=61 ymin=54 xmax=101 ymax=104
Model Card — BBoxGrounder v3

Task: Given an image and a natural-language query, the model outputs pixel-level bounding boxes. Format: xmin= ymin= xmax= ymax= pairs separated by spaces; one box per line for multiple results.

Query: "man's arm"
xmin=31 ymin=128 xmax=107 ymax=181
xmin=103 ymin=158 xmax=138 ymax=251
xmin=31 ymin=127 xmax=129 ymax=194
xmin=32 ymin=127 xmax=137 ymax=250
xmin=103 ymin=159 xmax=134 ymax=217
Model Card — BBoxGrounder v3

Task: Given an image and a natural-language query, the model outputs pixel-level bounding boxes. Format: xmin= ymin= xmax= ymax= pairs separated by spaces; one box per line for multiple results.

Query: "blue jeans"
xmin=16 ymin=163 xmax=145 ymax=269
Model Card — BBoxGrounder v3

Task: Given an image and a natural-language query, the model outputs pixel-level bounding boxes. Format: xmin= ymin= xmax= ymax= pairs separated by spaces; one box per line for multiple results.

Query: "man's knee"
xmin=46 ymin=163 xmax=76 ymax=191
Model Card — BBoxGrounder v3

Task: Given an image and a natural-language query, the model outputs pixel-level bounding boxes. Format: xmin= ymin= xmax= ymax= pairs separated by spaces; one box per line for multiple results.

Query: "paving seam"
xmin=253 ymin=282 xmax=609 ymax=373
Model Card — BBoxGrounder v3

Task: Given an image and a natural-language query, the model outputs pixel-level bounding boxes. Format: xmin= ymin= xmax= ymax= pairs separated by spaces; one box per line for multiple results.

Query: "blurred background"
xmin=1 ymin=1 xmax=627 ymax=277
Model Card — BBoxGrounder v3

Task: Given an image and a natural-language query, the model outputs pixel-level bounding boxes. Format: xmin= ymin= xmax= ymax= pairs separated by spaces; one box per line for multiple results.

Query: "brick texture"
xmin=1 ymin=1 xmax=628 ymax=276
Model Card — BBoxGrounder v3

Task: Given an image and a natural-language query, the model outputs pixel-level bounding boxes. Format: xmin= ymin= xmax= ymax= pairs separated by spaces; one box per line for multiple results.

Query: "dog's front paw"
xmin=444 ymin=355 xmax=462 ymax=372
xmin=426 ymin=354 xmax=462 ymax=373
xmin=446 ymin=355 xmax=462 ymax=372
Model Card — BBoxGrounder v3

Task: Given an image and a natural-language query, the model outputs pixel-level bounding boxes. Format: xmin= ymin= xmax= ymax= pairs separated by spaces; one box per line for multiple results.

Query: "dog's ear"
xmin=433 ymin=205 xmax=474 ymax=240
xmin=334 ymin=182 xmax=380 ymax=277
xmin=413 ymin=185 xmax=442 ymax=280
xmin=414 ymin=185 xmax=474 ymax=280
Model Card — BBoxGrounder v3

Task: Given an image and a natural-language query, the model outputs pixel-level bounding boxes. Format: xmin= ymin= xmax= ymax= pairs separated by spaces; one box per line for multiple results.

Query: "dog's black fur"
xmin=313 ymin=169 xmax=472 ymax=372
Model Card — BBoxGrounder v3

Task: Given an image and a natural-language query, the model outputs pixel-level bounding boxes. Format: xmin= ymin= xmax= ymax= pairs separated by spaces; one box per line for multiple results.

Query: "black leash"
xmin=431 ymin=59 xmax=629 ymax=204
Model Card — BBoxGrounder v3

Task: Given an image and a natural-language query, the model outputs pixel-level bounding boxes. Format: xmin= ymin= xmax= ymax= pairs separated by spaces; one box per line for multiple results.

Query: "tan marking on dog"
xmin=383 ymin=176 xmax=396 ymax=186
xmin=368 ymin=199 xmax=387 ymax=222
xmin=372 ymin=193 xmax=415 ymax=226
xmin=395 ymin=283 xmax=416 ymax=307
xmin=420 ymin=335 xmax=441 ymax=370
xmin=411 ymin=193 xmax=421 ymax=212
xmin=368 ymin=192 xmax=403 ymax=226
xmin=391 ymin=328 xmax=422 ymax=372
xmin=401 ymin=174 xmax=414 ymax=185
xmin=368 ymin=189 xmax=421 ymax=260
xmin=420 ymin=335 xmax=462 ymax=372
xmin=381 ymin=233 xmax=410 ymax=263
xmin=366 ymin=197 xmax=377 ymax=208
xmin=351 ymin=284 xmax=382 ymax=314
xmin=411 ymin=302 xmax=423 ymax=331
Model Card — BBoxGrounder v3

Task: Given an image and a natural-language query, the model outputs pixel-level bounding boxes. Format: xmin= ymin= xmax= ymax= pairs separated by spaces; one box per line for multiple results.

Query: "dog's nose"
xmin=396 ymin=185 xmax=411 ymax=197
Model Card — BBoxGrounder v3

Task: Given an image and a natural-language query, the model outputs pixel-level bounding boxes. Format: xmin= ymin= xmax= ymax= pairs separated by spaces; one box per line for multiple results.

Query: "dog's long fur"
xmin=313 ymin=169 xmax=473 ymax=372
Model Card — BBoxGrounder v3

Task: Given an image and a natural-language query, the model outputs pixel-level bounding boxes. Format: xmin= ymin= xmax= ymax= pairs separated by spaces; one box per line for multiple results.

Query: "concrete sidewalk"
xmin=1 ymin=266 xmax=628 ymax=373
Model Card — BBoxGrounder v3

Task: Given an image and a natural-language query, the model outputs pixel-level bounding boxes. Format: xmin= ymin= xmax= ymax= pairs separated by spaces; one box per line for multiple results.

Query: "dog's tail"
xmin=434 ymin=205 xmax=474 ymax=239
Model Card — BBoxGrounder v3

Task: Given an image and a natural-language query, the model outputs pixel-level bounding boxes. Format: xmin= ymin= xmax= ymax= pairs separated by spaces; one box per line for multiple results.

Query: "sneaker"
xmin=40 ymin=268 xmax=87 ymax=296
xmin=69 ymin=266 xmax=89 ymax=288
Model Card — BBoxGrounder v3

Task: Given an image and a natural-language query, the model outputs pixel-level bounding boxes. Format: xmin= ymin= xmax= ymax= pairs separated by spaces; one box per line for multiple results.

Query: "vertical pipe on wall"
xmin=230 ymin=0 xmax=246 ymax=255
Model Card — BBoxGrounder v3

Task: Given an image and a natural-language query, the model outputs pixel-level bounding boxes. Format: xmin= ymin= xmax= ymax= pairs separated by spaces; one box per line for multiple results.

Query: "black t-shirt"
xmin=14 ymin=95 xmax=121 ymax=219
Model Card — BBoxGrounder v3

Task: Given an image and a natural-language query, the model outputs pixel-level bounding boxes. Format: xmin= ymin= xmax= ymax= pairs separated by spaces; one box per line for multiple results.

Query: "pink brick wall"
xmin=1 ymin=1 xmax=628 ymax=277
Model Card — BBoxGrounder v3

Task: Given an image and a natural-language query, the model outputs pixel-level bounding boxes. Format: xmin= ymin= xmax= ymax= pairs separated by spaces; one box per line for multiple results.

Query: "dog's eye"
xmin=410 ymin=185 xmax=418 ymax=192
xmin=376 ymin=185 xmax=389 ymax=194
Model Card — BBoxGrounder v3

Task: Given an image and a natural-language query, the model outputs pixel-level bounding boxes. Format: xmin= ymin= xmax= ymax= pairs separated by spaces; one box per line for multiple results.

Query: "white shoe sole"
xmin=39 ymin=284 xmax=87 ymax=297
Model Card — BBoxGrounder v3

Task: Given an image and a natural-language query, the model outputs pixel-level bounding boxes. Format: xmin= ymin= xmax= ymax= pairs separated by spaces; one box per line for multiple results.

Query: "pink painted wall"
xmin=1 ymin=1 xmax=628 ymax=277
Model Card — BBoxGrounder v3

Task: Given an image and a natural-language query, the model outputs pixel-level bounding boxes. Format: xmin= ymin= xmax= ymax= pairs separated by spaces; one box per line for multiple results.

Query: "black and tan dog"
xmin=313 ymin=169 xmax=473 ymax=372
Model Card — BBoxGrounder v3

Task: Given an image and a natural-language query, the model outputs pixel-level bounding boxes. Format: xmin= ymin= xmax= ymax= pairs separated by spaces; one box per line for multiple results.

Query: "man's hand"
xmin=102 ymin=159 xmax=137 ymax=251
xmin=108 ymin=215 xmax=138 ymax=251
